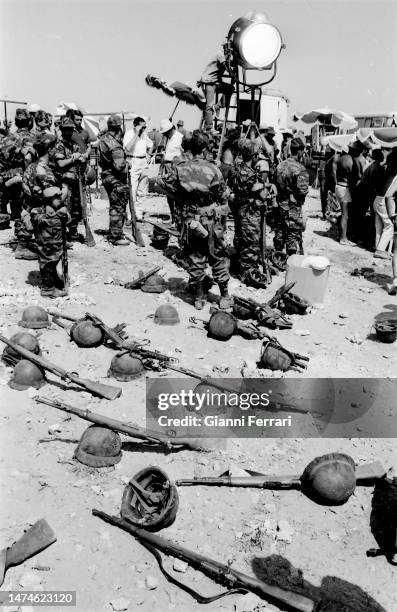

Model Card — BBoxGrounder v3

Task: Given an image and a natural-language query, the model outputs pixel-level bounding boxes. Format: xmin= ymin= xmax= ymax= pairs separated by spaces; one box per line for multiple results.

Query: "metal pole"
xmin=169 ymin=99 xmax=181 ymax=121
xmin=4 ymin=101 xmax=7 ymax=131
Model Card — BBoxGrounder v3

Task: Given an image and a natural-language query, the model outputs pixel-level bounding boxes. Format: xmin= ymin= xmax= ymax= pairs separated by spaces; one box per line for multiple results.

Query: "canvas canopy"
xmin=294 ymin=107 xmax=358 ymax=131
xmin=320 ymin=127 xmax=397 ymax=151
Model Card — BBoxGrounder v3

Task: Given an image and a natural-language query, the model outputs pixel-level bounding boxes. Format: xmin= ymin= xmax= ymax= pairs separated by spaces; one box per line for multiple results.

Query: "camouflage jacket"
xmin=98 ymin=131 xmax=127 ymax=179
xmin=275 ymin=157 xmax=309 ymax=206
xmin=0 ymin=129 xmax=36 ymax=178
xmin=156 ymin=155 xmax=229 ymax=211
xmin=31 ymin=205 xmax=70 ymax=245
xmin=53 ymin=138 xmax=80 ymax=182
xmin=228 ymin=161 xmax=261 ymax=204
xmin=22 ymin=161 xmax=59 ymax=209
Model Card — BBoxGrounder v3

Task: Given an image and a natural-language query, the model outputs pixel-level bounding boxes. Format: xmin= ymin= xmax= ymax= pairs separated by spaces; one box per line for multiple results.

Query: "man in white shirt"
xmin=124 ymin=116 xmax=153 ymax=220
xmin=159 ymin=119 xmax=183 ymax=162
xmin=158 ymin=119 xmax=184 ymax=223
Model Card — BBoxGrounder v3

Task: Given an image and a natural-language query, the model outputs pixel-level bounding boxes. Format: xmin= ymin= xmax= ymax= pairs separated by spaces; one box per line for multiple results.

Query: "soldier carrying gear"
xmin=98 ymin=115 xmax=130 ymax=246
xmin=0 ymin=108 xmax=36 ymax=221
xmin=153 ymin=130 xmax=233 ymax=310
xmin=53 ymin=116 xmax=86 ymax=242
xmin=15 ymin=133 xmax=60 ymax=261
xmin=228 ymin=139 xmax=270 ymax=288
xmin=274 ymin=137 xmax=309 ymax=255
xmin=30 ymin=186 xmax=70 ymax=299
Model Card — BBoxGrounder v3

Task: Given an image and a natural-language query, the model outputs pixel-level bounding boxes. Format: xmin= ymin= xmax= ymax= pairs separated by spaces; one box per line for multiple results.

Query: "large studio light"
xmin=227 ymin=11 xmax=283 ymax=70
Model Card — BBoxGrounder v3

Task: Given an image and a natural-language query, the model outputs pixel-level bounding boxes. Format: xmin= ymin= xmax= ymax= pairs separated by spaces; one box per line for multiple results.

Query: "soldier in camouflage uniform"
xmin=31 ymin=186 xmax=70 ymax=298
xmin=53 ymin=116 xmax=86 ymax=241
xmin=0 ymin=109 xmax=36 ymax=220
xmin=14 ymin=133 xmax=60 ymax=260
xmin=98 ymin=115 xmax=129 ymax=246
xmin=227 ymin=139 xmax=271 ymax=288
xmin=274 ymin=137 xmax=309 ymax=255
xmin=154 ymin=130 xmax=232 ymax=310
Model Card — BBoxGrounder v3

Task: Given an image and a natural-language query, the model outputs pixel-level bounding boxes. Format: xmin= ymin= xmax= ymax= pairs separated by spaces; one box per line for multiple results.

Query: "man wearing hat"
xmin=53 ymin=116 xmax=86 ymax=241
xmin=158 ymin=119 xmax=183 ymax=223
xmin=31 ymin=186 xmax=70 ymax=298
xmin=98 ymin=114 xmax=129 ymax=245
xmin=274 ymin=137 xmax=309 ymax=255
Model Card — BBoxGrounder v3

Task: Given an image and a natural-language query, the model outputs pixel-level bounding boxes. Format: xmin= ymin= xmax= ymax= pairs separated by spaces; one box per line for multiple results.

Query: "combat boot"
xmin=40 ymin=264 xmax=62 ymax=299
xmin=14 ymin=242 xmax=37 ymax=260
xmin=113 ymin=237 xmax=130 ymax=246
xmin=51 ymin=265 xmax=68 ymax=296
xmin=218 ymin=282 xmax=234 ymax=310
xmin=193 ymin=281 xmax=206 ymax=310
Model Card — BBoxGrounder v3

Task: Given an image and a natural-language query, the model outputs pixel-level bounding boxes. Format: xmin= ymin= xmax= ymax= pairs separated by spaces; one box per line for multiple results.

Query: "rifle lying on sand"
xmin=35 ymin=396 xmax=206 ymax=451
xmin=0 ymin=335 xmax=122 ymax=400
xmin=176 ymin=461 xmax=387 ymax=490
xmin=233 ymin=282 xmax=296 ymax=330
xmin=127 ymin=171 xmax=145 ymax=247
xmin=84 ymin=312 xmax=244 ymax=394
xmin=0 ymin=519 xmax=57 ymax=587
xmin=124 ymin=265 xmax=162 ymax=290
xmin=92 ymin=509 xmax=315 ymax=611
xmin=78 ymin=167 xmax=95 ymax=247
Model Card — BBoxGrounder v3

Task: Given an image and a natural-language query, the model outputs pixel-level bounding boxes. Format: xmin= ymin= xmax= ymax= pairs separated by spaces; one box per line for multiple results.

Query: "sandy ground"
xmin=0 ymin=188 xmax=396 ymax=612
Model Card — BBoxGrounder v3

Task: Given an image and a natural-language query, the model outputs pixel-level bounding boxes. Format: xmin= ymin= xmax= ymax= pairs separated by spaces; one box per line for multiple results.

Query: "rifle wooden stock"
xmin=267 ymin=282 xmax=296 ymax=308
xmin=92 ymin=510 xmax=315 ymax=612
xmin=124 ymin=265 xmax=162 ymax=289
xmin=35 ymin=396 xmax=206 ymax=450
xmin=1 ymin=519 xmax=56 ymax=587
xmin=355 ymin=461 xmax=386 ymax=482
xmin=78 ymin=169 xmax=95 ymax=247
xmin=0 ymin=335 xmax=122 ymax=400
xmin=127 ymin=172 xmax=145 ymax=246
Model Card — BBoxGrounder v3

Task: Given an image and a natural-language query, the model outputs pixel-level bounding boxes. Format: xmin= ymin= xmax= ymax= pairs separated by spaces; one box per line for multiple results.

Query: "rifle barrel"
xmin=176 ymin=476 xmax=301 ymax=489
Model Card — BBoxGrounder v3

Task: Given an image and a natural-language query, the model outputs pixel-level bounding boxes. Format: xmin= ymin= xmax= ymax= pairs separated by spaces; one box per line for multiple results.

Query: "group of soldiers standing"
xmin=0 ymin=107 xmax=92 ymax=298
xmin=149 ymin=127 xmax=309 ymax=309
xmin=0 ymin=106 xmax=309 ymax=307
